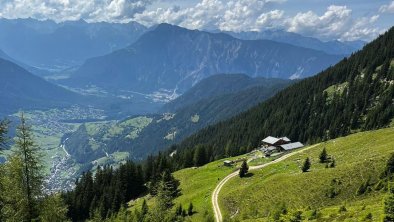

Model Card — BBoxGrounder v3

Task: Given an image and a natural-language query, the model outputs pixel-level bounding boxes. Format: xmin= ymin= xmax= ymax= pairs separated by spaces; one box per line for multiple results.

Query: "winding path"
xmin=211 ymin=144 xmax=320 ymax=222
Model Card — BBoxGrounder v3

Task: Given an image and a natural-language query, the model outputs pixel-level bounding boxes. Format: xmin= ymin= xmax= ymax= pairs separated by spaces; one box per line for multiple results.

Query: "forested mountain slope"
xmin=161 ymin=74 xmax=291 ymax=113
xmin=172 ymin=27 xmax=394 ymax=163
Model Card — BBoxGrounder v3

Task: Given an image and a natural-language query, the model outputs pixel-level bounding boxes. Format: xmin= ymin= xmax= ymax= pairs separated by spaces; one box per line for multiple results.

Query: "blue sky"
xmin=0 ymin=0 xmax=393 ymax=41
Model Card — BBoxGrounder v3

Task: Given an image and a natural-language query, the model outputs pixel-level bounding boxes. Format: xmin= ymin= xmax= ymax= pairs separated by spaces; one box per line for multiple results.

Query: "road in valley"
xmin=211 ymin=144 xmax=320 ymax=222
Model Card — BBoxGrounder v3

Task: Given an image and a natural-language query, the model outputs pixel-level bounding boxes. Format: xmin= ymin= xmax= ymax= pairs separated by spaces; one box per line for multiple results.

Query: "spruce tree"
xmin=193 ymin=145 xmax=206 ymax=166
xmin=302 ymin=157 xmax=311 ymax=172
xmin=319 ymin=147 xmax=328 ymax=163
xmin=239 ymin=160 xmax=249 ymax=178
xmin=188 ymin=202 xmax=194 ymax=216
xmin=330 ymin=158 xmax=336 ymax=168
xmin=176 ymin=204 xmax=183 ymax=216
xmin=0 ymin=119 xmax=9 ymax=150
xmin=147 ymin=171 xmax=180 ymax=222
xmin=384 ymin=183 xmax=394 ymax=221
xmin=384 ymin=153 xmax=394 ymax=179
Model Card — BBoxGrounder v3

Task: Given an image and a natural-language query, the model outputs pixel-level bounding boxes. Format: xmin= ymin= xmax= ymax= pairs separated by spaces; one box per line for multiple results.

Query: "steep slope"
xmin=172 ymin=27 xmax=394 ymax=164
xmin=161 ymin=74 xmax=290 ymax=112
xmin=64 ymin=23 xmax=342 ymax=94
xmin=0 ymin=18 xmax=147 ymax=70
xmin=0 ymin=58 xmax=84 ymax=115
xmin=63 ymin=76 xmax=291 ymax=162
xmin=223 ymin=29 xmax=365 ymax=55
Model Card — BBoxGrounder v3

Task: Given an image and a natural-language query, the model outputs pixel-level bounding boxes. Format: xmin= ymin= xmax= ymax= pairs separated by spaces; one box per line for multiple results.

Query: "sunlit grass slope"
xmin=219 ymin=127 xmax=394 ymax=221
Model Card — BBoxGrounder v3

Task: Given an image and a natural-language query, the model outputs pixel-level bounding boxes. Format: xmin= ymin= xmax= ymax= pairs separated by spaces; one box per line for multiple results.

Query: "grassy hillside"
xmin=126 ymin=127 xmax=394 ymax=222
xmin=219 ymin=127 xmax=394 ymax=221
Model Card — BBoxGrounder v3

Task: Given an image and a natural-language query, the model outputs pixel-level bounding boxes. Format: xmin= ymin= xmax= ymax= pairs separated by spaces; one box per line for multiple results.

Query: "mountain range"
xmin=0 ymin=18 xmax=147 ymax=70
xmin=63 ymin=23 xmax=343 ymax=95
xmin=220 ymin=29 xmax=365 ymax=55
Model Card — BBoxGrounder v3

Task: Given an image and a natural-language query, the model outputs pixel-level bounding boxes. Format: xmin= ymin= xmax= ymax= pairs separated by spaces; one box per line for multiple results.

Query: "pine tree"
xmin=319 ymin=147 xmax=328 ymax=163
xmin=188 ymin=202 xmax=194 ymax=216
xmin=239 ymin=160 xmax=249 ymax=178
xmin=302 ymin=157 xmax=311 ymax=172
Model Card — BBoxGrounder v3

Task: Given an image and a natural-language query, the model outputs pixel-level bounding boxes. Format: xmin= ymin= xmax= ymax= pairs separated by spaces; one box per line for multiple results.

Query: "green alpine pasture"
xmin=219 ymin=127 xmax=394 ymax=221
xmin=126 ymin=127 xmax=394 ymax=222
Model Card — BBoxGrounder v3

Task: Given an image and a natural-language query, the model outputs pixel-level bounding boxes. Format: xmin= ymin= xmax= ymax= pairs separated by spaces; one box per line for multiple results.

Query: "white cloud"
xmin=133 ymin=0 xmax=286 ymax=31
xmin=0 ymin=0 xmax=384 ymax=41
xmin=0 ymin=0 xmax=150 ymax=22
xmin=286 ymin=5 xmax=380 ymax=41
xmin=380 ymin=1 xmax=394 ymax=13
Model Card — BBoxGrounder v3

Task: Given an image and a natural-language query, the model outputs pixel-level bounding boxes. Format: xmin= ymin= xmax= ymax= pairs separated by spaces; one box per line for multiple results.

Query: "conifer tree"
xmin=330 ymin=158 xmax=336 ymax=168
xmin=319 ymin=147 xmax=328 ymax=163
xmin=384 ymin=153 xmax=394 ymax=179
xmin=0 ymin=155 xmax=27 ymax=221
xmin=13 ymin=114 xmax=44 ymax=221
xmin=0 ymin=119 xmax=9 ymax=150
xmin=176 ymin=204 xmax=183 ymax=216
xmin=302 ymin=157 xmax=311 ymax=172
xmin=384 ymin=183 xmax=394 ymax=221
xmin=239 ymin=160 xmax=249 ymax=178
xmin=193 ymin=145 xmax=206 ymax=166
xmin=147 ymin=171 xmax=180 ymax=222
xmin=188 ymin=202 xmax=194 ymax=216
xmin=39 ymin=194 xmax=70 ymax=222
xmin=0 ymin=119 xmax=8 ymax=221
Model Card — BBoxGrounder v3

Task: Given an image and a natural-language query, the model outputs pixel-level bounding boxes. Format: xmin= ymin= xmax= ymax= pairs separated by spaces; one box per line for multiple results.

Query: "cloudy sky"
xmin=0 ymin=0 xmax=393 ymax=41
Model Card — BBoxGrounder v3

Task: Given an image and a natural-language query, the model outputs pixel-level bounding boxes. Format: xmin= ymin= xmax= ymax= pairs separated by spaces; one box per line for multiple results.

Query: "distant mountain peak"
xmin=64 ymin=24 xmax=342 ymax=95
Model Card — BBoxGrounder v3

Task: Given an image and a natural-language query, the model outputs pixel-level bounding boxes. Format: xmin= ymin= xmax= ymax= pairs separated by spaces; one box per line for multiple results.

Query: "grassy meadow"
xmin=219 ymin=127 xmax=394 ymax=221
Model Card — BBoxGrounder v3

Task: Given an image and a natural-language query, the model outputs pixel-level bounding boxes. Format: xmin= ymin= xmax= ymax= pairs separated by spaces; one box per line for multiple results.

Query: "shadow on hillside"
xmin=244 ymin=172 xmax=254 ymax=178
